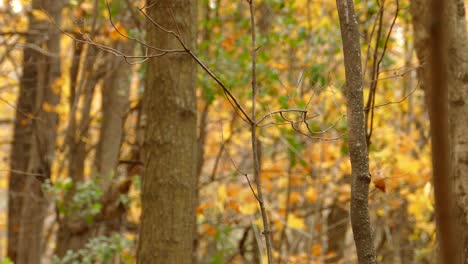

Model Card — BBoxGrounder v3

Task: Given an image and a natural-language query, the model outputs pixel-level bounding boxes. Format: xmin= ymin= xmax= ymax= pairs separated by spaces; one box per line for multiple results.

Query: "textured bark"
xmin=137 ymin=0 xmax=197 ymax=263
xmin=446 ymin=1 xmax=468 ymax=262
xmin=412 ymin=0 xmax=467 ymax=262
xmin=335 ymin=0 xmax=376 ymax=263
xmin=7 ymin=0 xmax=62 ymax=263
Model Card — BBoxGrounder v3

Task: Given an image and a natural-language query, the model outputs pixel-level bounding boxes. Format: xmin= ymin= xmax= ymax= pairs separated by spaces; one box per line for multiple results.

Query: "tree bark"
xmin=55 ymin=46 xmax=102 ymax=257
xmin=412 ymin=0 xmax=467 ymax=262
xmin=95 ymin=40 xmax=134 ymax=235
xmin=335 ymin=0 xmax=376 ymax=263
xmin=137 ymin=0 xmax=197 ymax=263
xmin=427 ymin=0 xmax=459 ymax=260
xmin=8 ymin=0 xmax=62 ymax=263
xmin=446 ymin=0 xmax=468 ymax=262
xmin=96 ymin=41 xmax=133 ymax=190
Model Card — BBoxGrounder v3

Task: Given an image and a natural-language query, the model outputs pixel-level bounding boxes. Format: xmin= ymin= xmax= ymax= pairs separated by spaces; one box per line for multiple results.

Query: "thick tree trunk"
xmin=426 ymin=0 xmax=459 ymax=260
xmin=335 ymin=0 xmax=376 ymax=263
xmin=446 ymin=1 xmax=468 ymax=262
xmin=137 ymin=1 xmax=197 ymax=263
xmin=7 ymin=0 xmax=62 ymax=263
xmin=411 ymin=0 xmax=468 ymax=262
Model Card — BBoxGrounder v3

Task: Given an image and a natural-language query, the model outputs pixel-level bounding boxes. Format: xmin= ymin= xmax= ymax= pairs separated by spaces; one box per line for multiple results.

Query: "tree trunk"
xmin=446 ymin=0 xmax=468 ymax=262
xmin=335 ymin=0 xmax=376 ymax=263
xmin=137 ymin=0 xmax=197 ymax=263
xmin=55 ymin=46 xmax=102 ymax=257
xmin=8 ymin=0 xmax=62 ymax=263
xmin=95 ymin=40 xmax=134 ymax=234
xmin=326 ymin=175 xmax=351 ymax=263
xmin=411 ymin=0 xmax=468 ymax=262
xmin=96 ymin=41 xmax=132 ymax=189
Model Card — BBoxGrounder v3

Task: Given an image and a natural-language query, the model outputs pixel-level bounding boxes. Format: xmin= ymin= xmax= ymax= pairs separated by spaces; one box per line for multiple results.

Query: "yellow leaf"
xmin=217 ymin=184 xmax=227 ymax=203
xmin=0 ymin=178 xmax=6 ymax=189
xmin=305 ymin=187 xmax=318 ymax=202
xmin=288 ymin=214 xmax=305 ymax=230
xmin=42 ymin=102 xmax=55 ymax=113
xmin=239 ymin=198 xmax=257 ymax=215
xmin=32 ymin=9 xmax=49 ymax=21
xmin=226 ymin=184 xmax=241 ymax=197
xmin=52 ymin=77 xmax=65 ymax=95
xmin=80 ymin=2 xmax=94 ymax=13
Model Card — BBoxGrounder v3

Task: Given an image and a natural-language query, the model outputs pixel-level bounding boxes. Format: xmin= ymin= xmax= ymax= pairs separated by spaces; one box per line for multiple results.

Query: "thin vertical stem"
xmin=247 ymin=0 xmax=273 ymax=263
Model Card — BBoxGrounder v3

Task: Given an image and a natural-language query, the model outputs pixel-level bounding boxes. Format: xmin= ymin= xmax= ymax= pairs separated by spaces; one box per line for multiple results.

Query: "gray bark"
xmin=335 ymin=0 xmax=376 ymax=263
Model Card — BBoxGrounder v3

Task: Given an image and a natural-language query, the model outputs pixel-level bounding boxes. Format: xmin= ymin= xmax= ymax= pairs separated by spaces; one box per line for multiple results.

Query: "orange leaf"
xmin=289 ymin=191 xmax=301 ymax=204
xmin=109 ymin=22 xmax=128 ymax=41
xmin=373 ymin=177 xmax=386 ymax=193
xmin=221 ymin=35 xmax=236 ymax=51
xmin=202 ymin=224 xmax=217 ymax=236
xmin=224 ymin=199 xmax=241 ymax=213
xmin=311 ymin=244 xmax=322 ymax=256
xmin=197 ymin=203 xmax=210 ymax=216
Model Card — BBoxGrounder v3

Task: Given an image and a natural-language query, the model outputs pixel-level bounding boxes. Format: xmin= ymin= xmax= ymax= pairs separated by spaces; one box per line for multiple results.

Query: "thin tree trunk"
xmin=326 ymin=176 xmax=351 ymax=263
xmin=95 ymin=40 xmax=134 ymax=234
xmin=192 ymin=2 xmax=214 ymax=261
xmin=96 ymin=41 xmax=133 ymax=190
xmin=55 ymin=46 xmax=102 ymax=257
xmin=137 ymin=0 xmax=197 ymax=263
xmin=335 ymin=0 xmax=376 ymax=263
xmin=8 ymin=0 xmax=62 ymax=262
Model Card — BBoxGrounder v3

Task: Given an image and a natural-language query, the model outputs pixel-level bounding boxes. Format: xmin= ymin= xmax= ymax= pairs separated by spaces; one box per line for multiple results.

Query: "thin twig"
xmin=137 ymin=6 xmax=253 ymax=124
xmin=255 ymin=109 xmax=308 ymax=126
xmin=247 ymin=0 xmax=273 ymax=263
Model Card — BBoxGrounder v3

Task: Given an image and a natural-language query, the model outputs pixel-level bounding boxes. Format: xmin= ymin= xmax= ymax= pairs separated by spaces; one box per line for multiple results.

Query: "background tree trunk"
xmin=412 ymin=0 xmax=467 ymax=261
xmin=8 ymin=0 xmax=62 ymax=262
xmin=336 ymin=0 xmax=376 ymax=263
xmin=95 ymin=40 xmax=134 ymax=234
xmin=137 ymin=0 xmax=198 ymax=263
xmin=55 ymin=46 xmax=102 ymax=257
